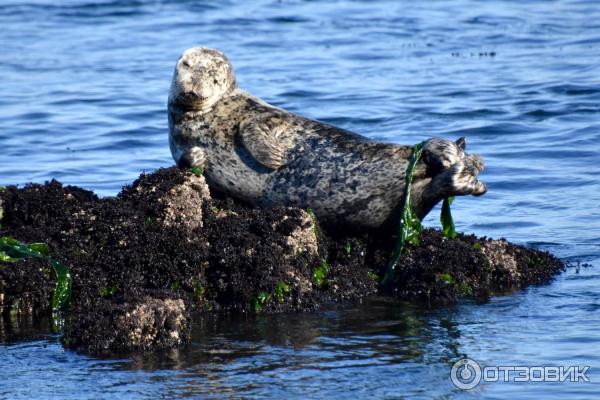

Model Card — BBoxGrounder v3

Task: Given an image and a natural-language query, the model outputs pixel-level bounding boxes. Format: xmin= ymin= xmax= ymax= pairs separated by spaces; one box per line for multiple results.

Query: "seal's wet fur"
xmin=168 ymin=47 xmax=486 ymax=229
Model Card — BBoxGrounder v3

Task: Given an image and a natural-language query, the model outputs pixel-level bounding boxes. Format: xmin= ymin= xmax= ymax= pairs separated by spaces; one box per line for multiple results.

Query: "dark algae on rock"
xmin=388 ymin=229 xmax=564 ymax=304
xmin=0 ymin=168 xmax=564 ymax=355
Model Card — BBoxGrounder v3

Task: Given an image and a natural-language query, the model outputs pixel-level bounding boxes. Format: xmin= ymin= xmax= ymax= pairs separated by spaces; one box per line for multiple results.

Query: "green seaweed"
xmin=190 ymin=166 xmax=203 ymax=176
xmin=382 ymin=142 xmax=425 ymax=286
xmin=100 ymin=286 xmax=118 ymax=298
xmin=275 ymin=280 xmax=291 ymax=303
xmin=441 ymin=196 xmax=457 ymax=239
xmin=382 ymin=141 xmax=465 ymax=287
xmin=0 ymin=251 xmax=18 ymax=263
xmin=191 ymin=278 xmax=205 ymax=303
xmin=312 ymin=261 xmax=330 ymax=288
xmin=28 ymin=243 xmax=50 ymax=257
xmin=50 ymin=260 xmax=71 ymax=311
xmin=367 ymin=271 xmax=379 ymax=282
xmin=343 ymin=241 xmax=352 ymax=256
xmin=0 ymin=236 xmax=71 ymax=311
xmin=40 ymin=266 xmax=51 ymax=280
xmin=459 ymin=282 xmax=473 ymax=296
xmin=252 ymin=291 xmax=272 ymax=312
xmin=438 ymin=273 xmax=472 ymax=296
xmin=306 ymin=208 xmax=319 ymax=237
xmin=439 ymin=273 xmax=455 ymax=284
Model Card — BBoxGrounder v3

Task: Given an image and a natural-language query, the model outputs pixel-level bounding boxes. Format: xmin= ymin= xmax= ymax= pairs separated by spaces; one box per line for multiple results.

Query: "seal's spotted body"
xmin=169 ymin=47 xmax=486 ymax=229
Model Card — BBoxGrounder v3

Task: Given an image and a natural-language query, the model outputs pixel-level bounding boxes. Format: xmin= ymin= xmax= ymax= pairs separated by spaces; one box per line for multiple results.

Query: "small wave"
xmin=546 ymin=84 xmax=600 ymax=96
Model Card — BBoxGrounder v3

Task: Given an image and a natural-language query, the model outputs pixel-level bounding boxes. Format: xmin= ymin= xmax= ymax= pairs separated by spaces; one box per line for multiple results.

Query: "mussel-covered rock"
xmin=0 ymin=167 xmax=564 ymax=354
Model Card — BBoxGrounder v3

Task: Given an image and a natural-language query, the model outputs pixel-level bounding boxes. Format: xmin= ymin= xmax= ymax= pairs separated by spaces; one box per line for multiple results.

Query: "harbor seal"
xmin=168 ymin=47 xmax=486 ymax=229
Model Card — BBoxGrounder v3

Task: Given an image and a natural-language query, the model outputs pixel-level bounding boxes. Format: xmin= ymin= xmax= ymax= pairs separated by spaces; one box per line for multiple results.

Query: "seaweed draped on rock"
xmin=0 ymin=168 xmax=563 ymax=355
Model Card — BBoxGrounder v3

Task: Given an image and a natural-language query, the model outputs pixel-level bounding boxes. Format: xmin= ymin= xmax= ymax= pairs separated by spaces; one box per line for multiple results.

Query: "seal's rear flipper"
xmin=414 ymin=152 xmax=486 ymax=218
xmin=439 ymin=155 xmax=487 ymax=197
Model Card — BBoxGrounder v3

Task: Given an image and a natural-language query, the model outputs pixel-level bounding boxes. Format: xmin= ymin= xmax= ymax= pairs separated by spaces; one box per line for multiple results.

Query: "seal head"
xmin=169 ymin=47 xmax=236 ymax=112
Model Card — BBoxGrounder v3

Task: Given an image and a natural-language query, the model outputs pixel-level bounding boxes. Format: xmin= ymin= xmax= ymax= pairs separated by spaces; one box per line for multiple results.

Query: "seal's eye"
xmin=182 ymin=60 xmax=191 ymax=68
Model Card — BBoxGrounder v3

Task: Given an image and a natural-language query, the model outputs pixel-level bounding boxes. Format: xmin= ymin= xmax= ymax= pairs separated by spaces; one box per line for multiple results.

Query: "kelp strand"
xmin=382 ymin=142 xmax=460 ymax=286
xmin=382 ymin=142 xmax=425 ymax=286
xmin=441 ymin=196 xmax=457 ymax=239
xmin=0 ymin=236 xmax=71 ymax=311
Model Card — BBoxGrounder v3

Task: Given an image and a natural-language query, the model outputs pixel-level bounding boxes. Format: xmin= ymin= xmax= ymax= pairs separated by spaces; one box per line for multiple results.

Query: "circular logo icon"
xmin=451 ymin=358 xmax=482 ymax=390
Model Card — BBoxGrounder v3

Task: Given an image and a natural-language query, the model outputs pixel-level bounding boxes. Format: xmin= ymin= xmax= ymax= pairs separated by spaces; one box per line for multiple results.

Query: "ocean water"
xmin=1 ymin=0 xmax=599 ymax=398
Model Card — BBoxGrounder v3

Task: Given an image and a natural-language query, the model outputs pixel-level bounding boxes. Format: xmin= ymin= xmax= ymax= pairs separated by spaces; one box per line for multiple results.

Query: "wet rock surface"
xmin=0 ymin=167 xmax=564 ymax=354
xmin=64 ymin=292 xmax=189 ymax=354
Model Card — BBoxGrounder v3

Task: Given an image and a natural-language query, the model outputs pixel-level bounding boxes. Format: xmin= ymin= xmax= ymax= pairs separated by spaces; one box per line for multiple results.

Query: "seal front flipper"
xmin=176 ymin=146 xmax=206 ymax=169
xmin=238 ymin=117 xmax=290 ymax=170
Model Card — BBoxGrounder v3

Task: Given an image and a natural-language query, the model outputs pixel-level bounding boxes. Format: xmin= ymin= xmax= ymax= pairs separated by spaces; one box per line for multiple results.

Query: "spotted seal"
xmin=168 ymin=47 xmax=486 ymax=229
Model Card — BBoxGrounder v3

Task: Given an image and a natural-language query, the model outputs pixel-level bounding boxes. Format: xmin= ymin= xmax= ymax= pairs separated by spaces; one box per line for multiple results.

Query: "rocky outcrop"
xmin=0 ymin=167 xmax=564 ymax=354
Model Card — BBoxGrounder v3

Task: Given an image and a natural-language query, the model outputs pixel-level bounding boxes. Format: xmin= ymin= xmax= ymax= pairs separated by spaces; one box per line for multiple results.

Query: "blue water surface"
xmin=1 ymin=0 xmax=599 ymax=398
